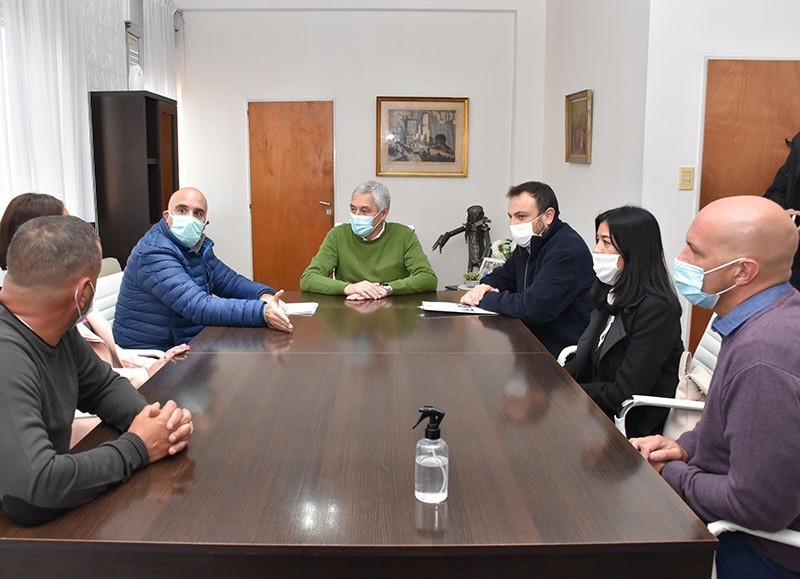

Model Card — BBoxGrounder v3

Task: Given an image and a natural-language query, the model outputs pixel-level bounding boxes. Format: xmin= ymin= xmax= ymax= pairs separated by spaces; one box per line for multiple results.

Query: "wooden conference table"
xmin=0 ymin=292 xmax=716 ymax=578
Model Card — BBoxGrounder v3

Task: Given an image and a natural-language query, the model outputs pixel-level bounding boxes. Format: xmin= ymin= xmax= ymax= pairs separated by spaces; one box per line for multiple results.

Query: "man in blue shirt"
xmin=632 ymin=196 xmax=800 ymax=579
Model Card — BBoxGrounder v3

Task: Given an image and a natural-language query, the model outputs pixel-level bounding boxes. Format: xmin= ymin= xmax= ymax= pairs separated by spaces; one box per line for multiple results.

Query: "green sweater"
xmin=300 ymin=222 xmax=438 ymax=295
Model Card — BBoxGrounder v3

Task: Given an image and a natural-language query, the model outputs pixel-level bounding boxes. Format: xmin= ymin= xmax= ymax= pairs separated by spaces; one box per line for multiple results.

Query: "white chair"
xmin=99 ymin=257 xmax=122 ymax=277
xmin=94 ymin=271 xmax=124 ymax=324
xmin=707 ymin=520 xmax=800 ymax=548
xmin=92 ymin=270 xmax=164 ymax=358
xmin=614 ymin=315 xmax=719 ymax=436
xmin=692 ymin=314 xmax=721 ymax=374
xmin=557 ymin=345 xmax=577 ymax=366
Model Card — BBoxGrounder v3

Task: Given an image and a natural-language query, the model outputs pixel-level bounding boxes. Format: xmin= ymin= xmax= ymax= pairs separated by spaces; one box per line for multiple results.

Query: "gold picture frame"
xmin=565 ymin=89 xmax=592 ymax=164
xmin=376 ymin=96 xmax=469 ymax=177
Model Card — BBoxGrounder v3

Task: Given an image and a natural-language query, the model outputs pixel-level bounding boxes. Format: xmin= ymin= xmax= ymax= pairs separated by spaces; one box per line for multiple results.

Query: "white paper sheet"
xmin=283 ymin=302 xmax=319 ymax=316
xmin=418 ymin=301 xmax=498 ymax=315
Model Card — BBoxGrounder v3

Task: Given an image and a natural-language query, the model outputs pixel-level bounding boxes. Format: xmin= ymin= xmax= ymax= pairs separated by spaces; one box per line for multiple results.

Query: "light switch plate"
xmin=678 ymin=166 xmax=695 ymax=190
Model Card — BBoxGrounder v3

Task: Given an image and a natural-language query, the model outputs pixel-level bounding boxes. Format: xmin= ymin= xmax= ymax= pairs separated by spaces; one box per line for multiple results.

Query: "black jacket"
xmin=764 ymin=131 xmax=800 ymax=289
xmin=480 ymin=218 xmax=594 ymax=356
xmin=565 ymin=291 xmax=684 ymax=437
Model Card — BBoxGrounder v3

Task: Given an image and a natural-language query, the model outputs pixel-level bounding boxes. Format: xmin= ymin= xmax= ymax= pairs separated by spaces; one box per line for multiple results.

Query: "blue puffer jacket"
xmin=113 ymin=220 xmax=274 ymax=350
xmin=479 ymin=218 xmax=594 ymax=356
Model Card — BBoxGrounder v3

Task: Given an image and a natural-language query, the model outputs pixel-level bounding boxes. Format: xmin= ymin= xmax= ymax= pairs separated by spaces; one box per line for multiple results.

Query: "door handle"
xmin=319 ymin=201 xmax=331 ymax=206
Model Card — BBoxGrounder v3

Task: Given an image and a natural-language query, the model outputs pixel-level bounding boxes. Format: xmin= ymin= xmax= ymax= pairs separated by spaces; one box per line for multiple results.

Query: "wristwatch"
xmin=381 ymin=284 xmax=393 ymax=297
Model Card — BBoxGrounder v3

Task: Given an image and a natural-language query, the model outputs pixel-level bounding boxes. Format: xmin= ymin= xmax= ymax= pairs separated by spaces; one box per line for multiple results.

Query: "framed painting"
xmin=565 ymin=89 xmax=592 ymax=164
xmin=376 ymin=96 xmax=469 ymax=177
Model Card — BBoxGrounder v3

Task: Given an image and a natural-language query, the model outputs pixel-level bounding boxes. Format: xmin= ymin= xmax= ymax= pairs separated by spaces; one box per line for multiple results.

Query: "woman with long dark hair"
xmin=565 ymin=205 xmax=683 ymax=437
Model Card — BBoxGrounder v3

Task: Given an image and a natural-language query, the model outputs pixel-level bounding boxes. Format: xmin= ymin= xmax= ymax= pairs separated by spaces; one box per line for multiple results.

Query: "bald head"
xmin=677 ymin=196 xmax=798 ymax=314
xmin=164 ymin=187 xmax=208 ymax=224
xmin=693 ymin=196 xmax=796 ymax=282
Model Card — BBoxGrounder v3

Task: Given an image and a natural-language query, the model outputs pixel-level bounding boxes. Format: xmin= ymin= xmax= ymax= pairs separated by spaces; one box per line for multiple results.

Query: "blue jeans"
xmin=716 ymin=532 xmax=800 ymax=579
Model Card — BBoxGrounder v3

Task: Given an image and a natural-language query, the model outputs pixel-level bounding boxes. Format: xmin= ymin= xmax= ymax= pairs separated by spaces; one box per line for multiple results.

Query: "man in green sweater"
xmin=300 ymin=180 xmax=437 ymax=299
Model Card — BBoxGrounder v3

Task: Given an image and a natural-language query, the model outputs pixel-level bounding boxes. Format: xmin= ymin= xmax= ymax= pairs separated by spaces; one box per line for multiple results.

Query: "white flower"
xmin=491 ymin=238 xmax=515 ymax=261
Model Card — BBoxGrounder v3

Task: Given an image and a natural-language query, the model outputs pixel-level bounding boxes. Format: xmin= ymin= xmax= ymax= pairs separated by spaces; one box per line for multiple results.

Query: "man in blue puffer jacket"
xmin=113 ymin=187 xmax=292 ymax=350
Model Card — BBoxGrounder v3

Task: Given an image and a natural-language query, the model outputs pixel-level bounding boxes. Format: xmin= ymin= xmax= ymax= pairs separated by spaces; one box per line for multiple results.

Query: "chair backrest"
xmin=100 ymin=257 xmax=122 ymax=277
xmin=94 ymin=271 xmax=124 ymax=323
xmin=693 ymin=314 xmax=720 ymax=374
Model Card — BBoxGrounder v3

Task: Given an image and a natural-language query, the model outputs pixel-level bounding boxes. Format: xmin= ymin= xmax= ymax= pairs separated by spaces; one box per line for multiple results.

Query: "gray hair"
xmin=352 ymin=180 xmax=391 ymax=212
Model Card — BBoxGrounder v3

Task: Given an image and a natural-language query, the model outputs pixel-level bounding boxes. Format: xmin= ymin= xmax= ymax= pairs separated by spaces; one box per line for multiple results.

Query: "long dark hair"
xmin=592 ymin=205 xmax=680 ymax=313
xmin=0 ymin=193 xmax=66 ymax=269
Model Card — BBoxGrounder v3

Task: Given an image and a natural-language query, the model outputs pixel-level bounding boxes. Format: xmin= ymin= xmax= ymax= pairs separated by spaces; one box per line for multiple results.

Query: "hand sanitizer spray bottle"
xmin=413 ymin=406 xmax=448 ymax=503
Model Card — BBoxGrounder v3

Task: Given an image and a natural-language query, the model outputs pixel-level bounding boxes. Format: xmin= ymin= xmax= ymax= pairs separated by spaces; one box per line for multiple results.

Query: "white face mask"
xmin=592 ymin=252 xmax=622 ymax=285
xmin=74 ymin=281 xmax=95 ymax=324
xmin=509 ymin=214 xmax=545 ymax=249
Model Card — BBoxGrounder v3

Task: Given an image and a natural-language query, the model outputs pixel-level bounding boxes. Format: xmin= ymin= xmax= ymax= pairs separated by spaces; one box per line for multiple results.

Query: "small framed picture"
xmin=376 ymin=96 xmax=469 ymax=177
xmin=478 ymin=257 xmax=506 ymax=280
xmin=565 ymin=89 xmax=592 ymax=164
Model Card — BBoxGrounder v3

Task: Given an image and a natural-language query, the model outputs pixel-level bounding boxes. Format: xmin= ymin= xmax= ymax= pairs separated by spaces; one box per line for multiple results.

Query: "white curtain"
xmin=142 ymin=0 xmax=177 ymax=99
xmin=0 ymin=0 xmax=94 ymax=219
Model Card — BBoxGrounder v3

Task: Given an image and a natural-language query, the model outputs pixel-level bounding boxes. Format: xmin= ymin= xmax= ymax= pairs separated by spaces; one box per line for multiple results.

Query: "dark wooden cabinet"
xmin=90 ymin=91 xmax=178 ymax=266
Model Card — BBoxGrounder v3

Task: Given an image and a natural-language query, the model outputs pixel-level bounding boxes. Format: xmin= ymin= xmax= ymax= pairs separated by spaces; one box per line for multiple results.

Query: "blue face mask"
xmin=169 ymin=213 xmax=205 ymax=248
xmin=673 ymin=257 xmax=743 ymax=309
xmin=350 ymin=213 xmax=380 ymax=238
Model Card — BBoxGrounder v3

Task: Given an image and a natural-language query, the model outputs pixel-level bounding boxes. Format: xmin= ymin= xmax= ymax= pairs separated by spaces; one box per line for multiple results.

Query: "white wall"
xmin=78 ymin=0 xmax=128 ymax=92
xmin=641 ymin=0 xmax=800 ymax=335
xmin=175 ymin=1 xmax=546 ymax=285
xmin=542 ymin=0 xmax=650 ymax=245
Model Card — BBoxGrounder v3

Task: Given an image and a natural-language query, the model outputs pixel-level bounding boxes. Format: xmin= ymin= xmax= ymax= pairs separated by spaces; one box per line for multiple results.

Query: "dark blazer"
xmin=764 ymin=131 xmax=800 ymax=289
xmin=480 ymin=218 xmax=594 ymax=356
xmin=564 ymin=291 xmax=683 ymax=437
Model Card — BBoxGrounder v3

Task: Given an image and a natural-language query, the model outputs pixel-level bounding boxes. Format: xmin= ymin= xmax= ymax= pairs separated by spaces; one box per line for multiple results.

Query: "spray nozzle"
xmin=412 ymin=406 xmax=445 ymax=440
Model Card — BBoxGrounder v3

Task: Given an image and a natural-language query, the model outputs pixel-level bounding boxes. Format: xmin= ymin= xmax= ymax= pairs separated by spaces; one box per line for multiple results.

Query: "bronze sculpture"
xmin=432 ymin=205 xmax=492 ymax=271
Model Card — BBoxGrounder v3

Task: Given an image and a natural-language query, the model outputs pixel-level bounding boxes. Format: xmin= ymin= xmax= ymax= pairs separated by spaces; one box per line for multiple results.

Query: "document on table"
xmin=283 ymin=302 xmax=319 ymax=316
xmin=418 ymin=301 xmax=498 ymax=315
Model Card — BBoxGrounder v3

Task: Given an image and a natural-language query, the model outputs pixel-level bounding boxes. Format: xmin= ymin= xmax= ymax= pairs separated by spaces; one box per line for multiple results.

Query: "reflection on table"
xmin=0 ymin=292 xmax=715 ymax=579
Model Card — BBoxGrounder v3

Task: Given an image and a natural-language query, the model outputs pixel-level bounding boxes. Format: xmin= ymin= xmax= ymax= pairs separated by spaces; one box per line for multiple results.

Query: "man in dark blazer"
xmin=460 ymin=181 xmax=594 ymax=356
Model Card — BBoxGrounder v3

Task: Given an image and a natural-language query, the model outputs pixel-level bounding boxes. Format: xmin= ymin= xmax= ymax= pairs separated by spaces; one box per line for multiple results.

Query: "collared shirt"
xmin=712 ymin=282 xmax=793 ymax=341
xmin=362 ymin=220 xmax=386 ymax=241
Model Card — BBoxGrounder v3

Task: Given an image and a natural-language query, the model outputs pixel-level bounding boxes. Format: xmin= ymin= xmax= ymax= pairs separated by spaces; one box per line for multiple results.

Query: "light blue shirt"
xmin=711 ymin=282 xmax=793 ymax=341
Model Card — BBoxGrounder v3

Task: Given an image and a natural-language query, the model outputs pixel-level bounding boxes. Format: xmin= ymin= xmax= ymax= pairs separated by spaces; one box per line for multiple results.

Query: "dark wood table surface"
xmin=189 ymin=291 xmax=549 ymax=354
xmin=0 ymin=292 xmax=715 ymax=579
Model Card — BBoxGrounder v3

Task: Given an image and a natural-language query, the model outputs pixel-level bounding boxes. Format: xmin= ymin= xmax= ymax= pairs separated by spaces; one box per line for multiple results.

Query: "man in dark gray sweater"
xmin=0 ymin=216 xmax=194 ymax=526
xmin=632 ymin=196 xmax=800 ymax=579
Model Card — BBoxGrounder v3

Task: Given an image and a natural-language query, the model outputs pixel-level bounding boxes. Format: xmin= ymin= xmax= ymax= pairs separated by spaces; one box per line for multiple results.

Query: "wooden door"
xmin=249 ymin=101 xmax=334 ymax=290
xmin=691 ymin=60 xmax=800 ymax=350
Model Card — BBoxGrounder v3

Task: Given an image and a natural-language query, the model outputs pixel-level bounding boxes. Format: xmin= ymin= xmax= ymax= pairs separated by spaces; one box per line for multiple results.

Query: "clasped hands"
xmin=344 ymin=280 xmax=390 ymax=301
xmin=629 ymin=435 xmax=689 ymax=474
xmin=459 ymin=283 xmax=499 ymax=306
xmin=128 ymin=400 xmax=194 ymax=463
xmin=260 ymin=289 xmax=293 ymax=333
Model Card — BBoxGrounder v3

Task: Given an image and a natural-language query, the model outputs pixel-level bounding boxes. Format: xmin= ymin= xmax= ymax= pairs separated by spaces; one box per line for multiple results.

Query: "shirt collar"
xmin=711 ymin=282 xmax=792 ymax=340
xmin=362 ymin=220 xmax=386 ymax=241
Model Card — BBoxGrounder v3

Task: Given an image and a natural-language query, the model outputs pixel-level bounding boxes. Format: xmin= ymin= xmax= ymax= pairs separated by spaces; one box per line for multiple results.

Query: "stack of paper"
xmin=283 ymin=302 xmax=319 ymax=316
xmin=418 ymin=301 xmax=498 ymax=315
